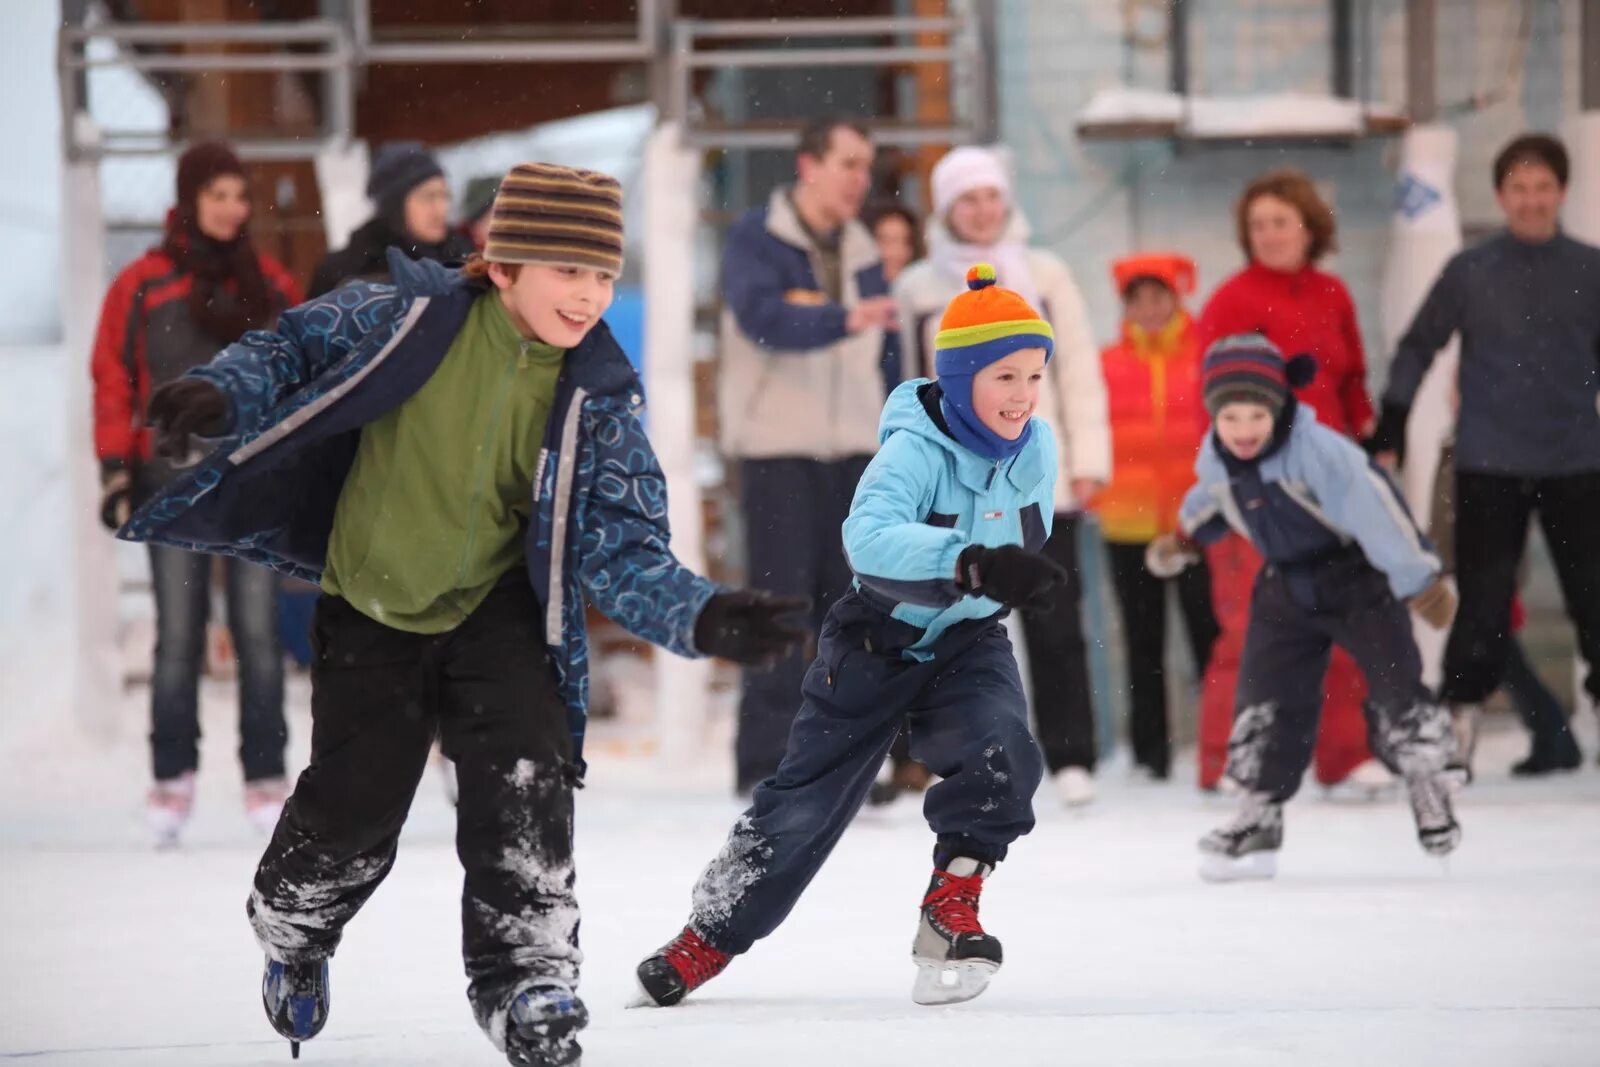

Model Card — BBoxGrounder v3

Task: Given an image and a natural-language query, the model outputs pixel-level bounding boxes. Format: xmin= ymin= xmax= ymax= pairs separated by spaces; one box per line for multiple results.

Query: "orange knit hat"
xmin=933 ymin=263 xmax=1054 ymax=376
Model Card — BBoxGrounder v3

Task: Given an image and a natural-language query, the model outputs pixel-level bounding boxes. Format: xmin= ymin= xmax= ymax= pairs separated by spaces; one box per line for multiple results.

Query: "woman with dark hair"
xmin=92 ymin=142 xmax=301 ymax=846
xmin=864 ymin=201 xmax=922 ymax=393
xmin=1196 ymin=167 xmax=1379 ymax=794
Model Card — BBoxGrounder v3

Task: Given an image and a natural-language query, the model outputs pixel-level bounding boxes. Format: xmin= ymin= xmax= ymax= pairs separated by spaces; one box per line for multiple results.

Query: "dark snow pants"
xmin=1227 ymin=554 xmax=1452 ymax=802
xmin=736 ymin=455 xmax=871 ymax=793
xmin=691 ymin=591 xmax=1045 ymax=956
xmin=246 ymin=576 xmax=579 ymax=1045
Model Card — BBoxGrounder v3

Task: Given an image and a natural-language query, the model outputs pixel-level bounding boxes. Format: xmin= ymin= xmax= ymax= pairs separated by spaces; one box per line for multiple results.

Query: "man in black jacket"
xmin=309 ymin=141 xmax=475 ymax=297
xmin=1371 ymin=133 xmax=1600 ymax=777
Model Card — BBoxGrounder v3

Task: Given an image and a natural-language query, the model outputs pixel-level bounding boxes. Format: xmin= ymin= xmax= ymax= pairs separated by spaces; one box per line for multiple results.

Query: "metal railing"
xmin=667 ymin=13 xmax=989 ymax=150
xmin=58 ymin=19 xmax=354 ymax=161
xmin=348 ymin=0 xmax=659 ymax=64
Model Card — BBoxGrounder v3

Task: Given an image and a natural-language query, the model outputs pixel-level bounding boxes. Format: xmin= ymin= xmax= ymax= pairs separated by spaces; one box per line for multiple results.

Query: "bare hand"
xmin=846 ymin=296 xmax=899 ymax=334
xmin=1070 ymin=478 xmax=1104 ymax=505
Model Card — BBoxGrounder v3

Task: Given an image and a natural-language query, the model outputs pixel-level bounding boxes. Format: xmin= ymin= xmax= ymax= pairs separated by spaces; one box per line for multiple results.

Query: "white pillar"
xmin=1379 ymin=124 xmax=1463 ymax=688
xmin=642 ymin=120 xmax=712 ymax=769
xmin=61 ymin=120 xmax=121 ymax=740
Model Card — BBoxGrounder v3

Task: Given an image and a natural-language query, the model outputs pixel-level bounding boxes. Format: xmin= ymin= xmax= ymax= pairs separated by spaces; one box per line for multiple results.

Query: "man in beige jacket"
xmin=718 ymin=116 xmax=898 ymax=793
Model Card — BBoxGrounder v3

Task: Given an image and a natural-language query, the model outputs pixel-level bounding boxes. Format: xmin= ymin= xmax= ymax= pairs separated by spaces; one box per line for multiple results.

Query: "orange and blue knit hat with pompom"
xmin=933 ymin=263 xmax=1055 ymax=377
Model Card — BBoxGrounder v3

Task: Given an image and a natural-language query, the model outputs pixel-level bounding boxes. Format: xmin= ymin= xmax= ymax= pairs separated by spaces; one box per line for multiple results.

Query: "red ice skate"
xmin=634 ymin=926 xmax=731 ymax=1007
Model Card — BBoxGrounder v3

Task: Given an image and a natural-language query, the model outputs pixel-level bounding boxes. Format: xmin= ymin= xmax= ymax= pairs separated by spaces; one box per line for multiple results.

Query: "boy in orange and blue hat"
xmin=634 ymin=264 xmax=1069 ymax=1010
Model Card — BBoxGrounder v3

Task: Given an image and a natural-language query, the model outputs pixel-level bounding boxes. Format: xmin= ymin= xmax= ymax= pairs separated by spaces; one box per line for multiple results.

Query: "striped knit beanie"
xmin=932 ymin=263 xmax=1055 ymax=461
xmin=1201 ymin=333 xmax=1316 ymax=417
xmin=484 ymin=162 xmax=624 ymax=274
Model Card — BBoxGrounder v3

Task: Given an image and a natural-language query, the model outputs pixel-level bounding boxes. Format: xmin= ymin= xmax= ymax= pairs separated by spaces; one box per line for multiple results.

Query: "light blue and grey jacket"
xmin=842 ymin=379 xmax=1058 ymax=658
xmin=1179 ymin=401 xmax=1440 ymax=601
xmin=119 ymin=249 xmax=719 ymax=762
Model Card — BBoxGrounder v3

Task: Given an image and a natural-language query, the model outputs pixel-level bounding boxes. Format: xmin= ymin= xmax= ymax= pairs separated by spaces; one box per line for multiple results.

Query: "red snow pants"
xmin=1197 ymin=534 xmax=1372 ymax=788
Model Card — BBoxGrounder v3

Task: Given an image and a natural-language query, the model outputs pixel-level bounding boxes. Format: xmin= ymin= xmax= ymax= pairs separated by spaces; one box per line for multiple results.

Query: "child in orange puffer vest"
xmin=1092 ymin=254 xmax=1220 ymax=779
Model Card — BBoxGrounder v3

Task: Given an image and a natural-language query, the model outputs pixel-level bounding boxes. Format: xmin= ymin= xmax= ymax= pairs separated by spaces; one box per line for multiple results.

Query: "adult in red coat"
xmin=1093 ymin=254 xmax=1219 ymax=778
xmin=91 ymin=142 xmax=301 ymax=845
xmin=1195 ymin=168 xmax=1377 ymax=790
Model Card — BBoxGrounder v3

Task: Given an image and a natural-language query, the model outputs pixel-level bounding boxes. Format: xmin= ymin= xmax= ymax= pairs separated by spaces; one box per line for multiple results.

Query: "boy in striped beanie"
xmin=131 ymin=161 xmax=811 ymax=1067
xmin=1149 ymin=333 xmax=1462 ymax=882
xmin=636 ymin=264 xmax=1068 ymax=1010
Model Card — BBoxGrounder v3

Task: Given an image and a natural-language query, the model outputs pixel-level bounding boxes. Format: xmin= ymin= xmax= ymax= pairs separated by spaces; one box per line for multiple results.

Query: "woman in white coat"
xmin=894 ymin=145 xmax=1112 ymax=805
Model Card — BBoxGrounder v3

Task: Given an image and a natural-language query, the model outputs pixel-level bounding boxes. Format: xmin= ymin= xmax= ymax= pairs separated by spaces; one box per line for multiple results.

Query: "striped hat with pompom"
xmin=1201 ymin=332 xmax=1317 ymax=417
xmin=933 ymin=262 xmax=1054 ymax=377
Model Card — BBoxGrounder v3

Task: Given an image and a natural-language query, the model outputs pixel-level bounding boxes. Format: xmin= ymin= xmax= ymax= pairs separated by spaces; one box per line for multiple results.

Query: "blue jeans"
xmin=148 ymin=545 xmax=286 ymax=782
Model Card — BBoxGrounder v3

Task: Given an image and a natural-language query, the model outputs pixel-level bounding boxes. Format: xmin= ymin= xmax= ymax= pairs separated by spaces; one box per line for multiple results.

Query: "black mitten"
xmin=693 ymin=590 xmax=812 ymax=669
xmin=956 ymin=544 xmax=1069 ymax=611
xmin=146 ymin=378 xmax=232 ymax=461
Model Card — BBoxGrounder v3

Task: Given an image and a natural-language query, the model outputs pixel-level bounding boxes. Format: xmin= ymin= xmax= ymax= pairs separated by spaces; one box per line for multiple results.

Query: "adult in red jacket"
xmin=1196 ymin=168 xmax=1376 ymax=790
xmin=91 ymin=142 xmax=302 ymax=846
xmin=1093 ymin=254 xmax=1219 ymax=779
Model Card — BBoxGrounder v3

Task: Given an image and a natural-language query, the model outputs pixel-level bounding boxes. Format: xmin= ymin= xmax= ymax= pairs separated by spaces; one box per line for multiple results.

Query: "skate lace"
xmin=923 ymin=870 xmax=984 ymax=936
xmin=662 ymin=927 xmax=730 ymax=990
xmin=1407 ymin=776 xmax=1448 ymax=827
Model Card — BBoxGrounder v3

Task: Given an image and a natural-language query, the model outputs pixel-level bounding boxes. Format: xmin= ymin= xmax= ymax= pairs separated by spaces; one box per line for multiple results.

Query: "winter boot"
xmin=503 ymin=984 xmax=588 ymax=1067
xmin=1403 ymin=771 xmax=1462 ymax=856
xmin=147 ymin=771 xmax=195 ymax=848
xmin=1053 ymin=766 xmax=1095 ymax=807
xmin=1199 ymin=793 xmax=1283 ymax=882
xmin=1444 ymin=703 xmax=1481 ymax=787
xmin=244 ymin=777 xmax=288 ymax=836
xmin=1510 ymin=734 xmax=1582 ymax=777
xmin=634 ymin=926 xmax=732 ymax=1007
xmin=911 ymin=858 xmax=1001 ymax=1005
xmin=261 ymin=958 xmax=329 ymax=1059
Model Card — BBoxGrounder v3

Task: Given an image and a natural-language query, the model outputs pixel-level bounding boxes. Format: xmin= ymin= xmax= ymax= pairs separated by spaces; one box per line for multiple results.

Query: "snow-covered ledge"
xmin=1077 ymin=86 xmax=1407 ymax=141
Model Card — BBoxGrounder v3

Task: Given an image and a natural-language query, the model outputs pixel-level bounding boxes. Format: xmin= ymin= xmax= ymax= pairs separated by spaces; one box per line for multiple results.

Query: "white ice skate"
xmin=1404 ymin=771 xmax=1461 ymax=857
xmin=1198 ymin=793 xmax=1282 ymax=882
xmin=1053 ymin=766 xmax=1095 ymax=808
xmin=244 ymin=777 xmax=288 ymax=836
xmin=146 ymin=771 xmax=195 ymax=848
xmin=911 ymin=858 xmax=1001 ymax=1005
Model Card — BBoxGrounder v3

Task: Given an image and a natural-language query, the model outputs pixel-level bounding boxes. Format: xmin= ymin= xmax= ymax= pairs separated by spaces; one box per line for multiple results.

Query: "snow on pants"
xmin=736 ymin=455 xmax=872 ymax=793
xmin=246 ymin=576 xmax=580 ymax=1049
xmin=1226 ymin=554 xmax=1452 ymax=803
xmin=690 ymin=590 xmax=1045 ymax=956
xmin=1199 ymin=534 xmax=1371 ymax=788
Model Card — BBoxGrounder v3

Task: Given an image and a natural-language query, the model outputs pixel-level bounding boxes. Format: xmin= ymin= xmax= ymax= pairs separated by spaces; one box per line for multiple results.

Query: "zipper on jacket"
xmin=451 ymin=340 xmax=523 ymax=591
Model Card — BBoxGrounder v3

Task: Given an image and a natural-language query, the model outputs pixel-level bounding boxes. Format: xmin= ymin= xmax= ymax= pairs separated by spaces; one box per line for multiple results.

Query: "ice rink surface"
xmin=3 ymin=679 xmax=1598 ymax=1067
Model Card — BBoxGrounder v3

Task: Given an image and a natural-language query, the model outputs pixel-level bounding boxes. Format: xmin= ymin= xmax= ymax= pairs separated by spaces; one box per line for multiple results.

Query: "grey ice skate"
xmin=1404 ymin=771 xmax=1462 ymax=857
xmin=911 ymin=858 xmax=1001 ymax=1005
xmin=1199 ymin=793 xmax=1283 ymax=882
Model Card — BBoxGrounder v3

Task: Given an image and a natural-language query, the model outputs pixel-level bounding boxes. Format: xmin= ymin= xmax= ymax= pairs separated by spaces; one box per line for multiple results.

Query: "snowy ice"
xmin=3 ymin=681 xmax=1598 ymax=1066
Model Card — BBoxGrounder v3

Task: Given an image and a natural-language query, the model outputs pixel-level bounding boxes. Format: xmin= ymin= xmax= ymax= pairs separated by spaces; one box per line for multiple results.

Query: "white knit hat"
xmin=930 ymin=146 xmax=1012 ymax=220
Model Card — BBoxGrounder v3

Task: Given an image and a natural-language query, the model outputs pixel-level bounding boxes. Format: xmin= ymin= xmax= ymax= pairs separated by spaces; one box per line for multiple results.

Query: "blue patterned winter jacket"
xmin=120 ymin=250 xmax=719 ymax=761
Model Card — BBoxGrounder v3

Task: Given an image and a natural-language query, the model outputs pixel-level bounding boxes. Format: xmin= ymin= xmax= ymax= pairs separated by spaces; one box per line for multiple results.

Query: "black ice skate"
xmin=1404 ymin=771 xmax=1462 ymax=857
xmin=504 ymin=984 xmax=588 ymax=1067
xmin=634 ymin=926 xmax=732 ymax=1007
xmin=1199 ymin=793 xmax=1283 ymax=882
xmin=911 ymin=858 xmax=1001 ymax=1006
xmin=261 ymin=958 xmax=329 ymax=1060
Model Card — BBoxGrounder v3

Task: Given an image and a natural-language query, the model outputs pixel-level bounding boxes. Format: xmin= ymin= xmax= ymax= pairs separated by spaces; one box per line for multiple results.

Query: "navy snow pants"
xmin=691 ymin=591 xmax=1044 ymax=955
xmin=1228 ymin=554 xmax=1452 ymax=802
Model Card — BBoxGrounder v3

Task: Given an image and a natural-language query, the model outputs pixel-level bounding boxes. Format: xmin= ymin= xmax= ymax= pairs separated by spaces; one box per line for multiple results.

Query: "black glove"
xmin=1365 ymin=401 xmax=1410 ymax=466
xmin=98 ymin=459 xmax=133 ymax=532
xmin=693 ymin=590 xmax=811 ymax=669
xmin=956 ymin=544 xmax=1069 ymax=612
xmin=146 ymin=378 xmax=232 ymax=462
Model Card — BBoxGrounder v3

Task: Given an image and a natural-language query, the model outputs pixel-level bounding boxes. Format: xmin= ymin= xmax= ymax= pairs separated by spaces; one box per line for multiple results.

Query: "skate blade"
xmin=1419 ymin=826 xmax=1461 ymax=858
xmin=911 ymin=959 xmax=998 ymax=1006
xmin=1198 ymin=849 xmax=1277 ymax=883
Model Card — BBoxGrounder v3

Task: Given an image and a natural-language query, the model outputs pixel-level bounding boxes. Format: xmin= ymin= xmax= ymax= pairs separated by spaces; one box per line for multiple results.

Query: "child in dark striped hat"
xmin=122 ymin=162 xmax=810 ymax=1066
xmin=1149 ymin=333 xmax=1461 ymax=881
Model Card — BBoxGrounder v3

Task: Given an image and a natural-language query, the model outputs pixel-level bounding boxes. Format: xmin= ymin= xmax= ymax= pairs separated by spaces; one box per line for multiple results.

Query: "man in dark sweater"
xmin=1371 ymin=133 xmax=1600 ymax=776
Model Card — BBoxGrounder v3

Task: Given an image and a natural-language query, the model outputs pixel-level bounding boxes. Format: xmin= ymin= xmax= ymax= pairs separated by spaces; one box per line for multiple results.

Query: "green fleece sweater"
xmin=321 ymin=292 xmax=566 ymax=632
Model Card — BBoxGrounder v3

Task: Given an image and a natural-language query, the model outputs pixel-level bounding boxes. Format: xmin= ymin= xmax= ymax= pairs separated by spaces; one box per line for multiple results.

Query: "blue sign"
xmin=1394 ymin=173 xmax=1442 ymax=219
